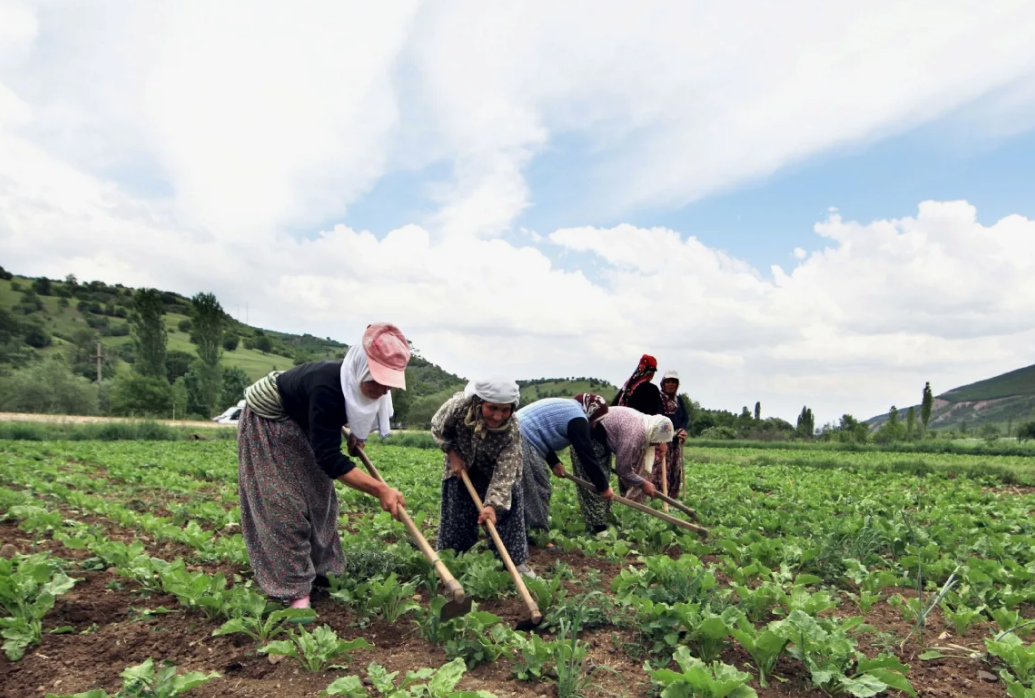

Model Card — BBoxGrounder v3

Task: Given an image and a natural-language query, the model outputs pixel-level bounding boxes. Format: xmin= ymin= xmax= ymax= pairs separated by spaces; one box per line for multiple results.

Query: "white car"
xmin=213 ymin=400 xmax=246 ymax=425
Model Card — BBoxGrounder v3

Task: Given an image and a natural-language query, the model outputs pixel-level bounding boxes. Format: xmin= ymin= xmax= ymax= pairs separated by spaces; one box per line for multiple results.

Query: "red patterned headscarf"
xmin=616 ymin=354 xmax=658 ymax=407
xmin=574 ymin=393 xmax=609 ymax=422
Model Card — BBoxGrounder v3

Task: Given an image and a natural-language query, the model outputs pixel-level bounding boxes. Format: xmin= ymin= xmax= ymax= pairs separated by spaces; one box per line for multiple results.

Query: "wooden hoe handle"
xmin=458 ymin=469 xmax=542 ymax=624
xmin=350 ymin=440 xmax=465 ymax=603
xmin=562 ymin=473 xmax=708 ymax=538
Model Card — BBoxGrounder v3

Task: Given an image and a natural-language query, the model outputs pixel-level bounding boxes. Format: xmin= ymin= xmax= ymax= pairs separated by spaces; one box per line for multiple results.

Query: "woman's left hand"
xmin=676 ymin=429 xmax=688 ymax=442
xmin=478 ymin=505 xmax=497 ymax=526
xmin=347 ymin=434 xmax=366 ymax=456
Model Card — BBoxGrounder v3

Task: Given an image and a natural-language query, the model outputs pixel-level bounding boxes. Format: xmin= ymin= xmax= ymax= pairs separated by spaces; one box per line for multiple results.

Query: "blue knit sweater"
xmin=516 ymin=398 xmax=585 ymax=458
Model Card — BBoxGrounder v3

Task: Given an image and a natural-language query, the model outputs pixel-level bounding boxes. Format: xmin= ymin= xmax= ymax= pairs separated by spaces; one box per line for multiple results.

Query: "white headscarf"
xmin=340 ymin=344 xmax=394 ymax=441
xmin=640 ymin=414 xmax=673 ymax=475
xmin=464 ymin=377 xmax=520 ymax=407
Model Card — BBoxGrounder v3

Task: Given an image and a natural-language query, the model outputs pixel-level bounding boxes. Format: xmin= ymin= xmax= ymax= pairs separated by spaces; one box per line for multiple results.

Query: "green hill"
xmin=1 ymin=270 xmax=615 ymax=423
xmin=867 ymin=363 xmax=1035 ymax=433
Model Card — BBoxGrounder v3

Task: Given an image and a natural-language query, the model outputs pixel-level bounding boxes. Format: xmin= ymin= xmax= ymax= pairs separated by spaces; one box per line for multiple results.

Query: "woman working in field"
xmin=612 ymin=354 xmax=664 ymax=415
xmin=653 ymin=369 xmax=690 ymax=499
xmin=431 ymin=377 xmax=536 ymax=578
xmin=236 ymin=323 xmax=409 ymax=609
xmin=518 ymin=394 xmax=615 ymax=540
xmin=597 ymin=407 xmax=673 ymax=503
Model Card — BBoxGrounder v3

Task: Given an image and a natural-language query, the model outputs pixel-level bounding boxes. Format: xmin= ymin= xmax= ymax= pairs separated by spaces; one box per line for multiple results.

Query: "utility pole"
xmin=93 ymin=341 xmax=104 ymax=383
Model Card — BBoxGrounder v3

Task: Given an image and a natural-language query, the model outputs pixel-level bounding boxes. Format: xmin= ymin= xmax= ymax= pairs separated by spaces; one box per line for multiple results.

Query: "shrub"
xmin=109 ymin=374 xmax=174 ymax=417
xmin=0 ymin=358 xmax=98 ymax=415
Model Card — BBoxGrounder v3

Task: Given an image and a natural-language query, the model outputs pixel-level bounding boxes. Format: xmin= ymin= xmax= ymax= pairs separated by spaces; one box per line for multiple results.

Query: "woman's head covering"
xmin=660 ymin=369 xmax=680 ymax=413
xmin=339 ymin=323 xmax=411 ymax=441
xmin=464 ymin=377 xmax=521 ymax=406
xmin=463 ymin=376 xmax=520 ymax=438
xmin=362 ymin=323 xmax=411 ymax=389
xmin=643 ymin=414 xmax=674 ymax=444
xmin=616 ymin=354 xmax=658 ymax=407
xmin=640 ymin=414 xmax=673 ymax=475
xmin=574 ymin=393 xmax=609 ymax=422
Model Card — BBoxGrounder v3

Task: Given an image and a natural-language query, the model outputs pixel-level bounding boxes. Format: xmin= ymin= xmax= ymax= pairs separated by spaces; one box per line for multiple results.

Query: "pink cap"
xmin=363 ymin=323 xmax=411 ymax=390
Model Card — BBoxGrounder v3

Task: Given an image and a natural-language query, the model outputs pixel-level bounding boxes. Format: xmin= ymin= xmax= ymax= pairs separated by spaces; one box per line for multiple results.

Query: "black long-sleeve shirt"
xmin=542 ymin=417 xmax=610 ymax=492
xmin=276 ymin=360 xmax=356 ymax=479
xmin=666 ymin=395 xmax=691 ymax=432
xmin=613 ymin=381 xmax=664 ymax=415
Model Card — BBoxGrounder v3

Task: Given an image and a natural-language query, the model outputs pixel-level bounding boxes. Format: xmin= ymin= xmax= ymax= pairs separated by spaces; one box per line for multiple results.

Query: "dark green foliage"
xmin=796 ymin=406 xmax=815 ymax=438
xmin=189 ymin=292 xmax=225 ymax=367
xmin=222 ymin=333 xmax=239 ymax=351
xmin=220 ymin=366 xmax=250 ymax=408
xmin=165 ymin=350 xmax=194 ymax=382
xmin=254 ymin=335 xmax=272 ymax=353
xmin=1018 ymin=422 xmax=1035 ymax=443
xmin=21 ymin=319 xmax=51 ymax=349
xmin=110 ymin=374 xmax=174 ymax=417
xmin=921 ymin=382 xmax=933 ymax=429
xmin=185 ymin=360 xmax=220 ymax=418
xmin=0 ymin=358 xmax=98 ymax=415
xmin=132 ymin=289 xmax=168 ymax=380
xmin=31 ymin=277 xmax=52 ymax=295
xmin=177 ymin=319 xmax=192 ymax=333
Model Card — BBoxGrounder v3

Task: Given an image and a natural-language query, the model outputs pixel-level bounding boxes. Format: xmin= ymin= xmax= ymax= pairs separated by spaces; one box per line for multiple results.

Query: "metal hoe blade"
xmin=440 ymin=595 xmax=473 ymax=621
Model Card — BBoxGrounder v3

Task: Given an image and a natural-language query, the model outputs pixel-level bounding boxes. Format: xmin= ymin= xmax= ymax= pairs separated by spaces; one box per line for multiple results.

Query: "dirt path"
xmin=0 ymin=412 xmax=232 ymax=429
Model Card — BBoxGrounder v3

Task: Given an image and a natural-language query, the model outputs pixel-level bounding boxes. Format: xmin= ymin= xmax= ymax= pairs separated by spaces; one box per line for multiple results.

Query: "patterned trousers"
xmin=237 ymin=407 xmax=345 ymax=600
xmin=569 ymin=440 xmax=612 ymax=532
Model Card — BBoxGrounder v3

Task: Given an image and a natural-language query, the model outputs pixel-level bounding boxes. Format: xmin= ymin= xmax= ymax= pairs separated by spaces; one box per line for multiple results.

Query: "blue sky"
xmin=342 ymin=112 xmax=1035 ymax=274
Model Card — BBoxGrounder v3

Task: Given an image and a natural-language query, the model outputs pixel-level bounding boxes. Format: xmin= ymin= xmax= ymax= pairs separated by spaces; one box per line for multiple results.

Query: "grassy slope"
xmin=519 ymin=378 xmax=618 ymax=403
xmin=2 ymin=278 xmax=320 ymax=380
xmin=2 ymin=276 xmax=612 ymax=399
xmin=941 ymin=363 xmax=1035 ymax=401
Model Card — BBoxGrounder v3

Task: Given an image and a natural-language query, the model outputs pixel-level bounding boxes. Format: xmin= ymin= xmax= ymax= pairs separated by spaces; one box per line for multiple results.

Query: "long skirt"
xmin=651 ymin=437 xmax=685 ymax=499
xmin=570 ymin=440 xmax=612 ymax=532
xmin=520 ymin=440 xmax=552 ymax=532
xmin=237 ymin=406 xmax=345 ymax=600
xmin=437 ymin=467 xmax=529 ymax=566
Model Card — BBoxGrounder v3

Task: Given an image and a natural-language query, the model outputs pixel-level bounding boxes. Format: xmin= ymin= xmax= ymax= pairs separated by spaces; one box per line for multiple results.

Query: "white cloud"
xmin=3 ymin=2 xmax=1035 ymax=425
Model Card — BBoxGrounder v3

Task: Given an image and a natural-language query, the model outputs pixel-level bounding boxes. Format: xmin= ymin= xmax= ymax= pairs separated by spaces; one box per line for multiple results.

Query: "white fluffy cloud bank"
xmin=2 ymin=1 xmax=1035 ymax=423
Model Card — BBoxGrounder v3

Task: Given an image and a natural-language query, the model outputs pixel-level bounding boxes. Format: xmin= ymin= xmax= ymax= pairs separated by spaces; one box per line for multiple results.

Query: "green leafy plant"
xmin=441 ymin=609 xmax=510 ymax=668
xmin=731 ymin=616 xmax=790 ymax=688
xmin=159 ymin=567 xmax=228 ymax=619
xmin=322 ymin=657 xmax=499 ymax=697
xmin=360 ymin=573 xmax=421 ymax=623
xmin=0 ymin=553 xmax=77 ymax=660
xmin=260 ymin=624 xmax=372 ymax=672
xmin=778 ymin=611 xmax=915 ymax=696
xmin=646 ymin=646 xmax=758 ymax=698
xmin=939 ymin=599 xmax=984 ymax=636
xmin=46 ymin=657 xmax=220 ymax=698
xmin=986 ymin=633 xmax=1035 ymax=686
xmin=508 ymin=631 xmax=555 ymax=682
xmin=212 ymin=589 xmax=316 ymax=642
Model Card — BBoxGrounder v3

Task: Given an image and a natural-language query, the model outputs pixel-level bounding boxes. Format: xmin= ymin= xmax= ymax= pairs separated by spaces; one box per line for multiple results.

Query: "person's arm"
xmin=545 ymin=449 xmax=561 ymax=468
xmin=431 ymin=393 xmax=464 ymax=454
xmin=307 ymin=387 xmax=404 ymax=515
xmin=337 ymin=468 xmax=404 ymax=516
xmin=565 ymin=418 xmax=610 ymax=492
xmin=674 ymin=397 xmax=691 ymax=436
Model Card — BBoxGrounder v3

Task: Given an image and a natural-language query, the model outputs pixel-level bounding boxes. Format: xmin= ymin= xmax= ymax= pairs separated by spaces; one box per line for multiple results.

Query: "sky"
xmin=2 ymin=1 xmax=1035 ymax=426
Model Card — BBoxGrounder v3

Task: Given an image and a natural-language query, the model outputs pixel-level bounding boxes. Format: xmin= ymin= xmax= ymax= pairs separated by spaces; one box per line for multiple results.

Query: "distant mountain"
xmin=867 ymin=363 xmax=1035 ymax=431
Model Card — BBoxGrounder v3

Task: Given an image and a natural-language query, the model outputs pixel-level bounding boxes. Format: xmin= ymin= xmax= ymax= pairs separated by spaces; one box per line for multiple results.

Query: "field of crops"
xmin=2 ymin=438 xmax=1035 ymax=698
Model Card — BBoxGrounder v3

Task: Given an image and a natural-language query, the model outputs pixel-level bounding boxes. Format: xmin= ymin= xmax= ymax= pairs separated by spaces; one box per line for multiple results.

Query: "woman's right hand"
xmin=448 ymin=451 xmax=467 ymax=476
xmin=641 ymin=480 xmax=656 ymax=497
xmin=378 ymin=486 xmax=405 ymax=517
